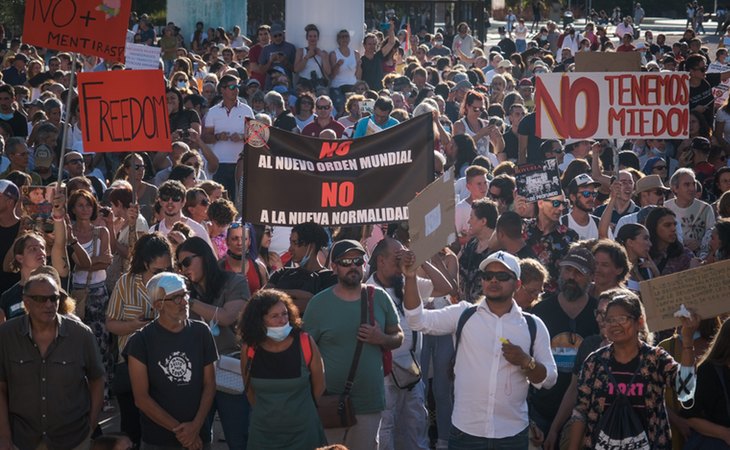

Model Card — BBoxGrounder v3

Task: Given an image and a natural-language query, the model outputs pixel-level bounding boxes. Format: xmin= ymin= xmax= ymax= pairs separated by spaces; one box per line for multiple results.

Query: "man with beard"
xmin=366 ymin=237 xmax=451 ymax=450
xmin=303 ymin=240 xmax=403 ymax=450
xmin=528 ymin=247 xmax=599 ymax=442
xmin=561 ymin=174 xmax=612 ymax=240
xmin=402 ymin=250 xmax=557 ymax=448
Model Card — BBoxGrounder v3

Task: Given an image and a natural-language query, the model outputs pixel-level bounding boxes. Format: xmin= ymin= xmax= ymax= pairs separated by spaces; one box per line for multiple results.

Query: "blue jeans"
xmin=448 ymin=426 xmax=528 ymax=449
xmin=213 ymin=163 xmax=237 ymax=202
xmin=420 ymin=334 xmax=454 ymax=446
xmin=202 ymin=391 xmax=249 ymax=450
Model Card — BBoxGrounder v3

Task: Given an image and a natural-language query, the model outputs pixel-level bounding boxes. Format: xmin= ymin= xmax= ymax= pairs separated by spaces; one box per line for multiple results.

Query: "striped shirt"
xmin=107 ymin=272 xmax=153 ymax=362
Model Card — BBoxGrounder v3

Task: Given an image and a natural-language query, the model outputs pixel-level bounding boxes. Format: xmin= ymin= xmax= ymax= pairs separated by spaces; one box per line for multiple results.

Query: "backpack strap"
xmin=560 ymin=214 xmax=569 ymax=228
xmin=300 ymin=331 xmax=312 ymax=367
xmin=522 ymin=312 xmax=537 ymax=357
xmin=450 ymin=305 xmax=478 ymax=379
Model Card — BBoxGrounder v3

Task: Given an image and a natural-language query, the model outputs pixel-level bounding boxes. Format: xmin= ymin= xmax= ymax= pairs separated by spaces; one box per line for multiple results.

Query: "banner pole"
xmin=57 ymin=52 xmax=78 ymax=184
xmin=239 ymin=146 xmax=246 ymax=277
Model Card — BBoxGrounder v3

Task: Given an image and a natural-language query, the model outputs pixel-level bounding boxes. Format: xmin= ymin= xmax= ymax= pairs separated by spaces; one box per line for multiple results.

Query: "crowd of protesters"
xmin=2 ymin=5 xmax=730 ymax=450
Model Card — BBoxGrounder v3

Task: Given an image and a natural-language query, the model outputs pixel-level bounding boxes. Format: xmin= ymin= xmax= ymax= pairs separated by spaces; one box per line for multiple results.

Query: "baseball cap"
xmin=564 ymin=138 xmax=596 ymax=146
xmin=0 ymin=180 xmax=20 ymax=201
xmin=34 ymin=145 xmax=54 ymax=169
xmin=392 ymin=76 xmax=415 ymax=91
xmin=146 ymin=272 xmax=188 ymax=302
xmin=478 ymin=251 xmax=521 ymax=279
xmin=13 ymin=53 xmax=29 ymax=63
xmin=245 ymin=78 xmax=261 ymax=87
xmin=635 ymin=174 xmax=670 ymax=194
xmin=691 ymin=136 xmax=711 ymax=152
xmin=497 ymin=60 xmax=513 ymax=69
xmin=452 ymin=72 xmax=469 ymax=84
xmin=559 ymin=247 xmax=595 ymax=275
xmin=271 ymin=24 xmax=285 ymax=35
xmin=450 ymin=79 xmax=473 ymax=93
xmin=268 ymin=65 xmax=286 ymax=75
xmin=567 ymin=174 xmax=601 ymax=194
xmin=330 ymin=239 xmax=366 ymax=262
xmin=518 ymin=78 xmax=533 ymax=87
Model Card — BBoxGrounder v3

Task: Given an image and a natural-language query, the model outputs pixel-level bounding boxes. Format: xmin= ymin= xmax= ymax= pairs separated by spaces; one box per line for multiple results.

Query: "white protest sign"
xmin=535 ymin=72 xmax=689 ymax=140
xmin=124 ymin=42 xmax=161 ymax=70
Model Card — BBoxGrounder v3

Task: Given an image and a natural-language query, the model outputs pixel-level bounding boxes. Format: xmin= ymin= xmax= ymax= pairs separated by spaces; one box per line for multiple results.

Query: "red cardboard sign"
xmin=79 ymin=70 xmax=171 ymax=152
xmin=23 ymin=0 xmax=132 ymax=62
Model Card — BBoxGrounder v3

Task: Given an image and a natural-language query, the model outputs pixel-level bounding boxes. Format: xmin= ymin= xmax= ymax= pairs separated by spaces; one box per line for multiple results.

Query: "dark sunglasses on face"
xmin=337 ymin=257 xmax=365 ymax=267
xmin=196 ymin=198 xmax=210 ymax=207
xmin=316 ymin=104 xmax=331 ymax=110
xmin=482 ymin=271 xmax=515 ymax=282
xmin=226 ymin=84 xmax=239 ymax=90
xmin=26 ymin=294 xmax=60 ymax=303
xmin=177 ymin=255 xmax=198 ymax=269
xmin=550 ymin=200 xmax=569 ymax=209
xmin=578 ymin=191 xmax=598 ymax=198
xmin=159 ymin=194 xmax=183 ymax=202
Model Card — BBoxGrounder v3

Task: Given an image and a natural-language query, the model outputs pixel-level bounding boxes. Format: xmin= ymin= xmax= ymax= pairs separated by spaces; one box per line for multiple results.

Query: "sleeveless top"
xmin=297 ymin=49 xmax=325 ymax=81
xmin=457 ymin=117 xmax=500 ymax=168
xmin=330 ymin=48 xmax=357 ymax=87
xmin=73 ymin=229 xmax=106 ymax=285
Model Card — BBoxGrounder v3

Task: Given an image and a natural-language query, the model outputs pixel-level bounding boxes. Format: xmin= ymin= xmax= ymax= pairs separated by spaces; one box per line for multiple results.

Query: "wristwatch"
xmin=522 ymin=356 xmax=537 ymax=372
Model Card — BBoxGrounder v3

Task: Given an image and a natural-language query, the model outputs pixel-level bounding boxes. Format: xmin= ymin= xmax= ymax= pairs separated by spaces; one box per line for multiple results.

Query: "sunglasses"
xmin=196 ymin=198 xmax=210 ymax=207
xmin=482 ymin=271 xmax=515 ymax=282
xmin=226 ymin=84 xmax=239 ymax=90
xmin=177 ymin=255 xmax=198 ymax=269
xmin=26 ymin=294 xmax=60 ymax=303
xmin=152 ymin=266 xmax=173 ymax=275
xmin=162 ymin=293 xmax=190 ymax=305
xmin=471 ymin=106 xmax=484 ymax=112
xmin=577 ymin=191 xmax=598 ymax=198
xmin=337 ymin=257 xmax=365 ymax=267
xmin=550 ymin=200 xmax=569 ymax=209
xmin=159 ymin=194 xmax=183 ymax=203
xmin=230 ymin=222 xmax=244 ymax=229
xmin=316 ymin=104 xmax=331 ymax=110
xmin=693 ymin=66 xmax=707 ymax=72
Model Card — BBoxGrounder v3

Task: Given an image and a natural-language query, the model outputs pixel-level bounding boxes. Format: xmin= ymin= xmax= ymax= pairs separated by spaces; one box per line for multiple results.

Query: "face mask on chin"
xmin=266 ymin=323 xmax=293 ymax=342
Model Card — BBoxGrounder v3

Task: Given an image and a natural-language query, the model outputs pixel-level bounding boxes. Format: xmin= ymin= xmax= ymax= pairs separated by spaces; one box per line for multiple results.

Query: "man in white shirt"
xmin=149 ymin=180 xmax=215 ymax=253
xmin=561 ymin=174 xmax=612 ymax=240
xmin=402 ymin=250 xmax=557 ymax=448
xmin=454 ymin=165 xmax=489 ymax=246
xmin=665 ymin=168 xmax=716 ymax=253
xmin=202 ymin=74 xmax=255 ymax=197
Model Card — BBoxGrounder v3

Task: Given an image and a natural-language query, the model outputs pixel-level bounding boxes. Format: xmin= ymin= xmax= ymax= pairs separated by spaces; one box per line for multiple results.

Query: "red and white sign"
xmin=535 ymin=72 xmax=690 ymax=140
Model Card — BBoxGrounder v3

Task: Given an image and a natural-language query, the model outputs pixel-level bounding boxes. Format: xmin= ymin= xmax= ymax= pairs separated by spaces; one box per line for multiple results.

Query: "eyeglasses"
xmin=152 ymin=266 xmax=173 ymax=275
xmin=316 ymin=104 xmax=331 ymax=110
xmin=25 ymin=294 xmax=60 ymax=303
xmin=226 ymin=84 xmax=239 ymax=91
xmin=264 ymin=226 xmax=273 ymax=234
xmin=159 ymin=194 xmax=183 ymax=203
xmin=162 ymin=292 xmax=190 ymax=305
xmin=336 ymin=257 xmax=365 ymax=267
xmin=578 ymin=191 xmax=598 ymax=198
xmin=482 ymin=271 xmax=515 ymax=282
xmin=604 ymin=315 xmax=634 ymax=325
xmin=471 ymin=106 xmax=484 ymax=112
xmin=196 ymin=198 xmax=210 ymax=207
xmin=66 ymin=159 xmax=83 ymax=165
xmin=594 ymin=309 xmax=606 ymax=319
xmin=177 ymin=255 xmax=198 ymax=269
xmin=550 ymin=200 xmax=569 ymax=209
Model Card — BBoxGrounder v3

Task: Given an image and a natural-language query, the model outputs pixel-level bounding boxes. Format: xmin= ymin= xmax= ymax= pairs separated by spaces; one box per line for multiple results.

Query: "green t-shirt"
xmin=303 ymin=285 xmax=399 ymax=414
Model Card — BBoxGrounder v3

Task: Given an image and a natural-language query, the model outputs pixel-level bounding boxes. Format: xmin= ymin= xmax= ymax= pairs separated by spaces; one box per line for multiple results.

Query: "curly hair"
xmin=237 ymin=289 xmax=303 ymax=346
xmin=207 ymin=198 xmax=237 ymax=227
xmin=291 ymin=221 xmax=330 ymax=252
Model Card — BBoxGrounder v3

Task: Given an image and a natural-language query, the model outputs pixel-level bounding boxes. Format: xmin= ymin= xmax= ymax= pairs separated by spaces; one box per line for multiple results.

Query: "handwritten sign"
xmin=79 ymin=70 xmax=171 ymax=152
xmin=535 ymin=72 xmax=689 ymax=140
xmin=408 ymin=168 xmax=456 ymax=268
xmin=23 ymin=0 xmax=131 ymax=62
xmin=124 ymin=42 xmax=161 ymax=70
xmin=640 ymin=259 xmax=730 ymax=332
xmin=515 ymin=158 xmax=562 ymax=202
xmin=574 ymin=52 xmax=641 ymax=72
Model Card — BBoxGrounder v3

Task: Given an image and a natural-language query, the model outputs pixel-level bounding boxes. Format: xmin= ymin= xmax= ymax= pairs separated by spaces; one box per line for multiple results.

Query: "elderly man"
xmin=0 ymin=273 xmax=105 ymax=450
xmin=301 ymin=96 xmax=345 ymax=137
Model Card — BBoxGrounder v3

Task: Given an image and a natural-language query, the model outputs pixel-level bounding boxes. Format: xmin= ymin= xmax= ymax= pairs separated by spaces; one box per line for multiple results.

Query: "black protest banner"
xmin=243 ymin=114 xmax=434 ymax=226
xmin=515 ymin=158 xmax=562 ymax=202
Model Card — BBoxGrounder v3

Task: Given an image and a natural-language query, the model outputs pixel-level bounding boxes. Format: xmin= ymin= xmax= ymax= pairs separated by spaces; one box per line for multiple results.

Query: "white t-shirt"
xmin=151 ymin=216 xmax=215 ymax=253
xmin=455 ymin=198 xmax=472 ymax=237
xmin=665 ymin=198 xmax=716 ymax=245
xmin=564 ymin=212 xmax=613 ymax=240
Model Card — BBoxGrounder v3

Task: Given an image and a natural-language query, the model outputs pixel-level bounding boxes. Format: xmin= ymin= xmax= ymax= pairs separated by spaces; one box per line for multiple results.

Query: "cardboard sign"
xmin=408 ymin=168 xmax=456 ymax=268
xmin=243 ymin=114 xmax=434 ymax=226
xmin=640 ymin=259 xmax=730 ymax=332
xmin=574 ymin=52 xmax=641 ymax=72
xmin=23 ymin=0 xmax=131 ymax=62
xmin=124 ymin=42 xmax=161 ymax=70
xmin=515 ymin=158 xmax=562 ymax=202
xmin=79 ymin=70 xmax=171 ymax=152
xmin=535 ymin=72 xmax=689 ymax=140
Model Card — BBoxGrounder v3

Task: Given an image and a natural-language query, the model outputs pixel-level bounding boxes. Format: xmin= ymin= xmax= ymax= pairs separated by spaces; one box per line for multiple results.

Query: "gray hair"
xmin=264 ymin=91 xmax=284 ymax=110
xmin=670 ymin=167 xmax=695 ymax=189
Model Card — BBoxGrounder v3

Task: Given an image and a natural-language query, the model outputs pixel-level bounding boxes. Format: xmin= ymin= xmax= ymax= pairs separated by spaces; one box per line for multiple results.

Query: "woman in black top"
xmin=166 ymin=87 xmax=201 ymax=140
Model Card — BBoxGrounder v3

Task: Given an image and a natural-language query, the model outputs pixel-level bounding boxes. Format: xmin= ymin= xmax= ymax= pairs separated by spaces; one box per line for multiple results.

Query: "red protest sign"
xmin=79 ymin=69 xmax=171 ymax=152
xmin=23 ymin=0 xmax=131 ymax=62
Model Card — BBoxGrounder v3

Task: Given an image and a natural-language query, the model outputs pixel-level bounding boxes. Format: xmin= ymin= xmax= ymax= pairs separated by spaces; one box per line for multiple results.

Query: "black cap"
xmin=330 ymin=239 xmax=366 ymax=261
xmin=691 ymin=136 xmax=711 ymax=152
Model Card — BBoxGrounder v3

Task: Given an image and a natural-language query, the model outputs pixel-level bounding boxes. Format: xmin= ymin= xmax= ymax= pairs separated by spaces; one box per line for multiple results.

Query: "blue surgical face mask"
xmin=298 ymin=244 xmax=312 ymax=267
xmin=177 ymin=81 xmax=187 ymax=89
xmin=266 ymin=323 xmax=292 ymax=342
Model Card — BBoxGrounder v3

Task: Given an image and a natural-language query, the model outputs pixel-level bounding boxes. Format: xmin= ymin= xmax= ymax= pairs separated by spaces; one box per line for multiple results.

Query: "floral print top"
xmin=523 ymin=219 xmax=579 ymax=292
xmin=572 ymin=343 xmax=681 ymax=450
xmin=458 ymin=237 xmax=492 ymax=303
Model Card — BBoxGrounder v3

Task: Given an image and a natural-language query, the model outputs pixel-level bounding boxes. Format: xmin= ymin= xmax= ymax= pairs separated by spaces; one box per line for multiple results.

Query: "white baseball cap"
xmin=478 ymin=251 xmax=521 ymax=278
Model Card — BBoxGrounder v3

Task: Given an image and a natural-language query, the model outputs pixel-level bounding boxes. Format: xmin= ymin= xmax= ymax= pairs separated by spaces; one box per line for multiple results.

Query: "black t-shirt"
xmin=169 ymin=109 xmax=201 ymax=133
xmin=497 ymin=38 xmax=517 ymax=57
xmin=124 ymin=320 xmax=218 ymax=446
xmin=689 ymin=78 xmax=714 ymax=126
xmin=0 ymin=221 xmax=20 ymax=294
xmin=361 ymin=51 xmax=384 ymax=90
xmin=0 ymin=282 xmax=23 ymax=321
xmin=683 ymin=363 xmax=730 ymax=427
xmin=274 ymin=111 xmax=298 ymax=132
xmin=503 ymin=127 xmax=519 ymax=161
xmin=268 ymin=267 xmax=337 ymax=296
xmin=529 ymin=294 xmax=600 ymax=421
xmin=0 ymin=111 xmax=28 ymax=137
xmin=605 ymin=354 xmax=648 ymax=428
xmin=517 ymin=112 xmax=544 ymax=163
